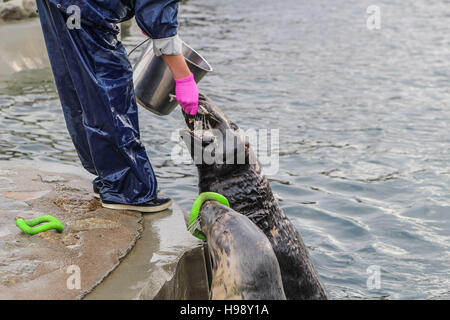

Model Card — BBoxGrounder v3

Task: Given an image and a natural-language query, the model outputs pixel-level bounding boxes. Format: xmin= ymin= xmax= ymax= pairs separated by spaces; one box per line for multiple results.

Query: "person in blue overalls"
xmin=36 ymin=0 xmax=199 ymax=212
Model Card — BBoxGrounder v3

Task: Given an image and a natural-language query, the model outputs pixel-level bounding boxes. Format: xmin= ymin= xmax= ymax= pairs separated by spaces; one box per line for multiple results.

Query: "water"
xmin=0 ymin=0 xmax=449 ymax=299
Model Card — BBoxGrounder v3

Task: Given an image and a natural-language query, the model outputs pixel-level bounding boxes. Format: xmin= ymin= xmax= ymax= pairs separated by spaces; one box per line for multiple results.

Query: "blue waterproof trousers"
xmin=36 ymin=0 xmax=179 ymax=204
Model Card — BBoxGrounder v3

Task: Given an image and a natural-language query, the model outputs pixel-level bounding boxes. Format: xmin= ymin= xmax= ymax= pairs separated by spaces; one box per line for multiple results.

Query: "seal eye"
xmin=229 ymin=121 xmax=238 ymax=130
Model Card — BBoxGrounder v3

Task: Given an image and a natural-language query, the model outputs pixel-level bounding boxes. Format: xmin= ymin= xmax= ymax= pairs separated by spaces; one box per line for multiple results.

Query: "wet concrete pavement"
xmin=0 ymin=161 xmax=205 ymax=299
xmin=84 ymin=203 xmax=208 ymax=300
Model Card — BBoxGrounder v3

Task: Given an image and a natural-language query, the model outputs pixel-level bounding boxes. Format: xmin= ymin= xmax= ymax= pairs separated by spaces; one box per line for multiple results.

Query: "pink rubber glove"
xmin=175 ymin=73 xmax=199 ymax=115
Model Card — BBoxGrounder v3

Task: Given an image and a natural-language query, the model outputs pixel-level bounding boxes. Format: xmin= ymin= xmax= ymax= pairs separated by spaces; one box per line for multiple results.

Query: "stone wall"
xmin=0 ymin=0 xmax=38 ymax=21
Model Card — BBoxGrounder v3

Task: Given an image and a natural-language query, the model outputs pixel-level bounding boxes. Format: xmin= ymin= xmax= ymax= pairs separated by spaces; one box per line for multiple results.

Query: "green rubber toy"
xmin=16 ymin=215 xmax=64 ymax=235
xmin=188 ymin=192 xmax=230 ymax=240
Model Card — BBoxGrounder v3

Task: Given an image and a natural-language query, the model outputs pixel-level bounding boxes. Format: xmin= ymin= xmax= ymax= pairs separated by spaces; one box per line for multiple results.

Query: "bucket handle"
xmin=127 ymin=37 xmax=151 ymax=57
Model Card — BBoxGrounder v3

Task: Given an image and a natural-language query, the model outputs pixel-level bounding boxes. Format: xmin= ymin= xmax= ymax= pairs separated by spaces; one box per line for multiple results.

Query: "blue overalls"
xmin=36 ymin=0 xmax=181 ymax=204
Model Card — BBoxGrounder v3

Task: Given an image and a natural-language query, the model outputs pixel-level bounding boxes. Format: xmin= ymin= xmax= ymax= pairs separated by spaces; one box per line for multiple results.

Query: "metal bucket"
xmin=133 ymin=40 xmax=212 ymax=116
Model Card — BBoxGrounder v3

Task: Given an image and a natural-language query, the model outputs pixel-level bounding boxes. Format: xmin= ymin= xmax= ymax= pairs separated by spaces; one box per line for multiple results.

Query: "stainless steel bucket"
xmin=133 ymin=40 xmax=213 ymax=116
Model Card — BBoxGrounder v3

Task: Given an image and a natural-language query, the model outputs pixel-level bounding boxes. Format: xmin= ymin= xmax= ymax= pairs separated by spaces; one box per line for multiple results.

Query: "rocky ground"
xmin=0 ymin=0 xmax=37 ymax=21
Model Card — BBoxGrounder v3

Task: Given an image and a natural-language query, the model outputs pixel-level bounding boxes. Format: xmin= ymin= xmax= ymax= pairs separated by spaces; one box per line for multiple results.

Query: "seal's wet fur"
xmin=181 ymin=94 xmax=328 ymax=300
xmin=200 ymin=201 xmax=286 ymax=300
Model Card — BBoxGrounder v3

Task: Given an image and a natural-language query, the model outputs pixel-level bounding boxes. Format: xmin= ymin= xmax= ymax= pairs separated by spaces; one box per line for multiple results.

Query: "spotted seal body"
xmin=199 ymin=201 xmax=286 ymax=300
xmin=181 ymin=94 xmax=328 ymax=300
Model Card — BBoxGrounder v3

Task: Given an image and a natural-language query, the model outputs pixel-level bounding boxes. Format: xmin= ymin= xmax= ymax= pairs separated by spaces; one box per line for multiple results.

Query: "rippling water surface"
xmin=0 ymin=0 xmax=449 ymax=299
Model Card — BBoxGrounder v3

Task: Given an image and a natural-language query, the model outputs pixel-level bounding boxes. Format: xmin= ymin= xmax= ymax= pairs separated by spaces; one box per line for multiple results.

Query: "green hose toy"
xmin=188 ymin=192 xmax=230 ymax=240
xmin=16 ymin=215 xmax=64 ymax=235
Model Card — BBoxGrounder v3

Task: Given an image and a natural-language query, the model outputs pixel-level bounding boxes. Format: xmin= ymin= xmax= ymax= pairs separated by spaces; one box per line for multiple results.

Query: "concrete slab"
xmin=84 ymin=203 xmax=207 ymax=300
xmin=0 ymin=162 xmax=143 ymax=299
xmin=0 ymin=161 xmax=205 ymax=299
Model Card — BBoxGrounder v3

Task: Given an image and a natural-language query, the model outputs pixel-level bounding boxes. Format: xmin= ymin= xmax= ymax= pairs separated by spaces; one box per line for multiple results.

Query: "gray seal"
xmin=181 ymin=94 xmax=328 ymax=300
xmin=199 ymin=200 xmax=286 ymax=300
